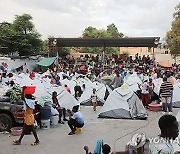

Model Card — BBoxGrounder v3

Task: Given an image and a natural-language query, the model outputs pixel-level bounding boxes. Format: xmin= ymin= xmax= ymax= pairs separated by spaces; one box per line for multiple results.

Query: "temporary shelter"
xmin=98 ymin=87 xmax=148 ymax=119
xmin=79 ymin=81 xmax=112 ymax=106
xmin=47 ymin=86 xmax=79 ymax=109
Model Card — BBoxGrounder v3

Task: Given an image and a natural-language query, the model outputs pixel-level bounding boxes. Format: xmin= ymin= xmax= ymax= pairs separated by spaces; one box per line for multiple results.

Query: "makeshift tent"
xmin=125 ymin=73 xmax=142 ymax=86
xmin=61 ymin=79 xmax=77 ymax=96
xmin=36 ymin=57 xmax=56 ymax=67
xmin=79 ymin=81 xmax=111 ymax=106
xmin=46 ymin=86 xmax=79 ymax=109
xmin=15 ymin=73 xmax=48 ymax=98
xmin=153 ymin=78 xmax=163 ymax=95
xmin=98 ymin=87 xmax=148 ymax=119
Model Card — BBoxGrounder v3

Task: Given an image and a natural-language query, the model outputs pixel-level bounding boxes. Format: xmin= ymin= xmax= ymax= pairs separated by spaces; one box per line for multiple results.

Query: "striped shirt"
xmin=160 ymin=81 xmax=173 ymax=97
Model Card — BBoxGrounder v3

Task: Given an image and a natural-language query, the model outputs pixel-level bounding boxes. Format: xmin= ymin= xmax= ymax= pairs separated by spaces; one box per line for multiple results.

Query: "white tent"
xmin=125 ymin=72 xmax=142 ymax=86
xmin=98 ymin=87 xmax=148 ymax=119
xmin=153 ymin=78 xmax=163 ymax=95
xmin=61 ymin=79 xmax=77 ymax=95
xmin=79 ymin=81 xmax=112 ymax=106
xmin=47 ymin=86 xmax=79 ymax=109
xmin=15 ymin=73 xmax=47 ymax=98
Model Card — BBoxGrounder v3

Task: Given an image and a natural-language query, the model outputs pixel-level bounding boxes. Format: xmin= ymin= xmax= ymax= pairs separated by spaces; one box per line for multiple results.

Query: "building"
xmin=119 ymin=47 xmax=152 ymax=57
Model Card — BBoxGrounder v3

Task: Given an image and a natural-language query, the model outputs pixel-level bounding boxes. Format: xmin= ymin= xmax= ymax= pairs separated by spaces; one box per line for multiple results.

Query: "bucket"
xmin=23 ymin=86 xmax=36 ymax=94
xmin=11 ymin=127 xmax=23 ymax=136
xmin=41 ymin=106 xmax=51 ymax=120
xmin=50 ymin=115 xmax=59 ymax=126
xmin=41 ymin=119 xmax=50 ymax=130
xmin=148 ymin=104 xmax=162 ymax=112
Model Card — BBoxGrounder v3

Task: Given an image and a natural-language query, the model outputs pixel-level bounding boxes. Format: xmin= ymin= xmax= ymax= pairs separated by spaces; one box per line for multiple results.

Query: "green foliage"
xmin=80 ymin=23 xmax=124 ymax=54
xmin=166 ymin=3 xmax=180 ymax=59
xmin=122 ymin=51 xmax=130 ymax=57
xmin=0 ymin=22 xmax=17 ymax=54
xmin=41 ymin=40 xmax=49 ymax=54
xmin=0 ymin=14 xmax=43 ymax=56
xmin=107 ymin=23 xmax=124 ymax=38
xmin=58 ymin=47 xmax=70 ymax=57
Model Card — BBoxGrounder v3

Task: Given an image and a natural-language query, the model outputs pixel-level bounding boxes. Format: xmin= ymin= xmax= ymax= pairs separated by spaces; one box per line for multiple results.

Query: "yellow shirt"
xmin=24 ymin=106 xmax=34 ymax=125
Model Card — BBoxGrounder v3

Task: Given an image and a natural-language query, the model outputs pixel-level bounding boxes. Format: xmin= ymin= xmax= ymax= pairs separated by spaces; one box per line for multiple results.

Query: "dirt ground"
xmin=0 ymin=106 xmax=179 ymax=154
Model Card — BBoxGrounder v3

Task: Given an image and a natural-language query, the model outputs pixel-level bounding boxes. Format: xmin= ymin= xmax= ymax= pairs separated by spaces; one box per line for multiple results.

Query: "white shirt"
xmin=149 ymin=137 xmax=174 ymax=154
xmin=72 ymin=111 xmax=84 ymax=124
xmin=91 ymin=92 xmax=97 ymax=102
xmin=141 ymin=82 xmax=149 ymax=94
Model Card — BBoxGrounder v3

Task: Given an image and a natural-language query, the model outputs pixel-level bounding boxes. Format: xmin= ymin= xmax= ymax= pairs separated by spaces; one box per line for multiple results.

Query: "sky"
xmin=0 ymin=0 xmax=179 ymax=40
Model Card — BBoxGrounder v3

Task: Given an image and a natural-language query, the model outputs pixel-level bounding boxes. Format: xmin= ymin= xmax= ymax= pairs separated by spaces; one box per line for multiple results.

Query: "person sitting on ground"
xmin=52 ymin=91 xmax=68 ymax=124
xmin=149 ymin=114 xmax=179 ymax=154
xmin=67 ymin=105 xmax=84 ymax=135
xmin=13 ymin=94 xmax=40 ymax=146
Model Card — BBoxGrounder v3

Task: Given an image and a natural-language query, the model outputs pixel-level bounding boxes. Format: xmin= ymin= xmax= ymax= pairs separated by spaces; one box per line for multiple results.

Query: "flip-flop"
xmin=13 ymin=140 xmax=21 ymax=145
xmin=68 ymin=131 xmax=75 ymax=135
xmin=31 ymin=141 xmax=40 ymax=146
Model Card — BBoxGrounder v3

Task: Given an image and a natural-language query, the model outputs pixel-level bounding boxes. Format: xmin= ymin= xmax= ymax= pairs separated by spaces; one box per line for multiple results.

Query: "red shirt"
xmin=29 ymin=72 xmax=35 ymax=79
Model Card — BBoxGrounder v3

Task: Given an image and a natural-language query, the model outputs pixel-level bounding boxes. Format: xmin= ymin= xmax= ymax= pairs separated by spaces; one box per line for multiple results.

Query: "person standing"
xmin=13 ymin=94 xmax=40 ymax=145
xmin=148 ymin=78 xmax=155 ymax=103
xmin=111 ymin=70 xmax=124 ymax=89
xmin=138 ymin=80 xmax=149 ymax=108
xmin=91 ymin=88 xmax=97 ymax=111
xmin=159 ymin=77 xmax=174 ymax=114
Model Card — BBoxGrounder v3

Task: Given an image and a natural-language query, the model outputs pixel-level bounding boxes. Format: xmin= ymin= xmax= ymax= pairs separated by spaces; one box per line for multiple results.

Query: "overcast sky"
xmin=0 ymin=0 xmax=179 ymax=40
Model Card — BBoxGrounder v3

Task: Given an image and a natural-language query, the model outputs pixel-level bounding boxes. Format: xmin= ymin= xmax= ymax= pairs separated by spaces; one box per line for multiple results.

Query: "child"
xmin=138 ymin=80 xmax=149 ymax=108
xmin=91 ymin=88 xmax=97 ymax=111
xmin=13 ymin=94 xmax=40 ymax=145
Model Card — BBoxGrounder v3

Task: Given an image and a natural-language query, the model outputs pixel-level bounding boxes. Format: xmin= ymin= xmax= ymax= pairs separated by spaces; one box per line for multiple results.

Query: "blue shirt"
xmin=72 ymin=111 xmax=84 ymax=124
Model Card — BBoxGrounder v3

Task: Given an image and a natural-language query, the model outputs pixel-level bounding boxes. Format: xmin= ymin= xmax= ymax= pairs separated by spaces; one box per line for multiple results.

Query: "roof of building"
xmin=49 ymin=37 xmax=160 ymax=48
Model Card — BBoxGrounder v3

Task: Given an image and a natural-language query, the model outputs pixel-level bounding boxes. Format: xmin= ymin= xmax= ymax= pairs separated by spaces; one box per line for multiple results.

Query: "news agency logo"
xmin=148 ymin=137 xmax=180 ymax=145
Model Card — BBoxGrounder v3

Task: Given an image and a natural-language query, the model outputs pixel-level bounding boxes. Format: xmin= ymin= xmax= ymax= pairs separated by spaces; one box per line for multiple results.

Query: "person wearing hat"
xmin=13 ymin=94 xmax=40 ymax=146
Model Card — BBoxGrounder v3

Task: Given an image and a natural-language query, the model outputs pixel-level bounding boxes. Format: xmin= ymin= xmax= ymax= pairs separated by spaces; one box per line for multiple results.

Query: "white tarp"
xmin=99 ymin=87 xmax=148 ymax=119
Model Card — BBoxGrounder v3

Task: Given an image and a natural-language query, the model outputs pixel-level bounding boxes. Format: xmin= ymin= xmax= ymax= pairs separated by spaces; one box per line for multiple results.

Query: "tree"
xmin=166 ymin=3 xmax=180 ymax=61
xmin=0 ymin=14 xmax=43 ymax=56
xmin=107 ymin=23 xmax=124 ymax=38
xmin=80 ymin=24 xmax=124 ymax=54
xmin=0 ymin=22 xmax=18 ymax=54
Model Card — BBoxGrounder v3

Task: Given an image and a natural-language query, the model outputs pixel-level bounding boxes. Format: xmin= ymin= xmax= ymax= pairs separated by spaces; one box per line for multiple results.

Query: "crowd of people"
xmin=0 ymin=53 xmax=180 ymax=153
